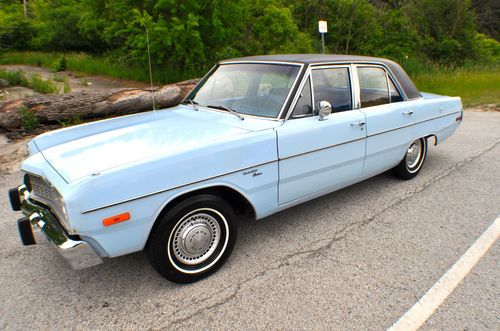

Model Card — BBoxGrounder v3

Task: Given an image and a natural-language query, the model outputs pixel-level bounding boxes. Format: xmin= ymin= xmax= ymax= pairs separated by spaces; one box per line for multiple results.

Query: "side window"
xmin=358 ymin=67 xmax=389 ymax=108
xmin=312 ymin=67 xmax=352 ymax=113
xmin=291 ymin=77 xmax=313 ymax=118
xmin=388 ymin=78 xmax=403 ymax=103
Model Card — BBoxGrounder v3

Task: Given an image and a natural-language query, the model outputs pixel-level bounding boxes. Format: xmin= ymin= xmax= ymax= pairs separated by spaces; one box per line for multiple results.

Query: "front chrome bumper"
xmin=11 ymin=184 xmax=103 ymax=270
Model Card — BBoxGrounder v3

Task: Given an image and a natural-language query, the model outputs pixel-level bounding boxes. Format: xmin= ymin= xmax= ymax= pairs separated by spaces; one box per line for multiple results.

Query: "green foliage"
xmin=29 ymin=74 xmax=60 ymax=94
xmin=63 ymin=81 xmax=72 ymax=93
xmin=53 ymin=74 xmax=66 ymax=82
xmin=474 ymin=33 xmax=500 ymax=63
xmin=0 ymin=68 xmax=62 ymax=94
xmin=413 ymin=65 xmax=500 ymax=107
xmin=0 ymin=1 xmax=34 ymax=51
xmin=52 ymin=56 xmax=67 ymax=72
xmin=30 ymin=0 xmax=94 ymax=51
xmin=0 ymin=69 xmax=29 ymax=86
xmin=0 ymin=0 xmax=498 ymax=83
xmin=57 ymin=116 xmax=82 ymax=127
xmin=18 ymin=106 xmax=39 ymax=131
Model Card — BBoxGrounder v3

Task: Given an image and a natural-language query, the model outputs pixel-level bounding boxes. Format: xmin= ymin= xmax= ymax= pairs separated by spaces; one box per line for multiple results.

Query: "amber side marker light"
xmin=103 ymin=212 xmax=130 ymax=227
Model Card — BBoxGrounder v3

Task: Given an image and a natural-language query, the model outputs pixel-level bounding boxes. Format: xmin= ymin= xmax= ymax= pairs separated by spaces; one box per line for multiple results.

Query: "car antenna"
xmin=146 ymin=27 xmax=156 ymax=111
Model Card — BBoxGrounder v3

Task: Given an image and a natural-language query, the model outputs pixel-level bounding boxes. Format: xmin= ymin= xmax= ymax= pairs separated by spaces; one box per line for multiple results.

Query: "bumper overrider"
xmin=9 ymin=184 xmax=103 ymax=269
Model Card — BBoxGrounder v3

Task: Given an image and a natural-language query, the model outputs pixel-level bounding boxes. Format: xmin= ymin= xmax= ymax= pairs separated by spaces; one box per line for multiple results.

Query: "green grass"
xmin=0 ymin=69 xmax=60 ymax=94
xmin=1 ymin=51 xmax=497 ymax=107
xmin=0 ymin=69 xmax=29 ymax=86
xmin=412 ymin=66 xmax=499 ymax=107
xmin=29 ymin=74 xmax=59 ymax=94
xmin=18 ymin=106 xmax=39 ymax=131
xmin=0 ymin=51 xmax=204 ymax=84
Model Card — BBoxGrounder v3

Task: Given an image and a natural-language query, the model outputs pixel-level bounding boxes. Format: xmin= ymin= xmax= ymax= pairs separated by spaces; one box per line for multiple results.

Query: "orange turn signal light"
xmin=103 ymin=212 xmax=130 ymax=227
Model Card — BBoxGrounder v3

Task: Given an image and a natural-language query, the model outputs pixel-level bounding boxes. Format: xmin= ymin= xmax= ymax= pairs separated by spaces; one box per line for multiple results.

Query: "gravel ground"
xmin=0 ymin=111 xmax=498 ymax=330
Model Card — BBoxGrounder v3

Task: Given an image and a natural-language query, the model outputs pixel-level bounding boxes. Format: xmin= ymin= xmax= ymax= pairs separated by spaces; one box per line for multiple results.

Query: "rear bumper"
xmin=10 ymin=184 xmax=103 ymax=270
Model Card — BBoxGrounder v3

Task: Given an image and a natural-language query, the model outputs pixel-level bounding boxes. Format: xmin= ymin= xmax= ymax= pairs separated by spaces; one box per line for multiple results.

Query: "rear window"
xmin=357 ymin=67 xmax=389 ymax=108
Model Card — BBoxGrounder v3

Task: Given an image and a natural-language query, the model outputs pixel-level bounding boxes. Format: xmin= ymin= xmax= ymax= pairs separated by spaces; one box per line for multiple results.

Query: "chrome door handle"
xmin=350 ymin=121 xmax=366 ymax=127
xmin=402 ymin=110 xmax=414 ymax=115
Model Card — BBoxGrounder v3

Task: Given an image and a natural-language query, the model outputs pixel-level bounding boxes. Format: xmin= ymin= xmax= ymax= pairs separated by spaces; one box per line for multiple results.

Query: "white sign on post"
xmin=318 ymin=20 xmax=328 ymax=33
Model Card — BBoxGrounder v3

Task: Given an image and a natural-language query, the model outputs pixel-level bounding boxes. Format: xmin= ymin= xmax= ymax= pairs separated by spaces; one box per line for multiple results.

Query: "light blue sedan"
xmin=9 ymin=54 xmax=463 ymax=283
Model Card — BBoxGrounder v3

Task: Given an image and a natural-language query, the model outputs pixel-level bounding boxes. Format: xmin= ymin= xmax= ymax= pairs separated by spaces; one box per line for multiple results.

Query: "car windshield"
xmin=190 ymin=63 xmax=301 ymax=118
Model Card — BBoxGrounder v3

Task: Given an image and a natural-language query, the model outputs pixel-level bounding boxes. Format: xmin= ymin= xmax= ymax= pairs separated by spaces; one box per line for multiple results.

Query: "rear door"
xmin=276 ymin=65 xmax=366 ymax=205
xmin=356 ymin=65 xmax=415 ymax=176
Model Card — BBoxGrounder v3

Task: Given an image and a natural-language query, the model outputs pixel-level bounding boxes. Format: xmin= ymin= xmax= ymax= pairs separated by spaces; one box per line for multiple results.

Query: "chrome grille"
xmin=26 ymin=174 xmax=57 ymax=203
xmin=24 ymin=173 xmax=70 ymax=232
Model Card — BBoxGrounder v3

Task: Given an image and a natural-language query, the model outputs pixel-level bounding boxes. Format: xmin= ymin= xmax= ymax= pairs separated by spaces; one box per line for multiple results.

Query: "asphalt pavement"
xmin=0 ymin=111 xmax=498 ymax=330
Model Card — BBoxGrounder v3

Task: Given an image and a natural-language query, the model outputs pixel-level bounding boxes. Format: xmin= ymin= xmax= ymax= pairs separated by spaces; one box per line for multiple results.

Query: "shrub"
xmin=63 ymin=81 xmax=72 ymax=93
xmin=52 ymin=56 xmax=67 ymax=72
xmin=0 ymin=70 xmax=29 ymax=86
xmin=18 ymin=106 xmax=39 ymax=131
xmin=57 ymin=116 xmax=82 ymax=127
xmin=29 ymin=75 xmax=59 ymax=94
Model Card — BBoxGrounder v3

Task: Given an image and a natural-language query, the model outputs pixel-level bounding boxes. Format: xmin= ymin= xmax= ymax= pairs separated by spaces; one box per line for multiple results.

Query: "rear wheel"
xmin=146 ymin=194 xmax=237 ymax=283
xmin=392 ymin=138 xmax=427 ymax=180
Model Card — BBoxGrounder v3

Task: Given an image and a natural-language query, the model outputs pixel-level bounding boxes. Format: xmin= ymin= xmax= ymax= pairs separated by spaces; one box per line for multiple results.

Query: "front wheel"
xmin=146 ymin=194 xmax=237 ymax=283
xmin=392 ymin=137 xmax=428 ymax=180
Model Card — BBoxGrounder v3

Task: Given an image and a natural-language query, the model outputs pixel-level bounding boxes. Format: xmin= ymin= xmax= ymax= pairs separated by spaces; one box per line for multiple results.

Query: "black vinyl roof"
xmin=222 ymin=54 xmax=422 ymax=100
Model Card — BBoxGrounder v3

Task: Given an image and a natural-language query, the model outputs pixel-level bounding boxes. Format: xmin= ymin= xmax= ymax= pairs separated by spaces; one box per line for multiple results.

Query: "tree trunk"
xmin=0 ymin=79 xmax=198 ymax=130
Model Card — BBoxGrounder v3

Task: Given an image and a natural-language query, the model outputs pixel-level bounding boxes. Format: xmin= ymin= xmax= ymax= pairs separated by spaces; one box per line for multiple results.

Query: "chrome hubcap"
xmin=172 ymin=213 xmax=221 ymax=265
xmin=406 ymin=140 xmax=422 ymax=170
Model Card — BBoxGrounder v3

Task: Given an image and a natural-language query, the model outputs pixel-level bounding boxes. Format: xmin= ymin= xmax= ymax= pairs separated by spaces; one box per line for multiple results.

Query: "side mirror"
xmin=318 ymin=101 xmax=332 ymax=121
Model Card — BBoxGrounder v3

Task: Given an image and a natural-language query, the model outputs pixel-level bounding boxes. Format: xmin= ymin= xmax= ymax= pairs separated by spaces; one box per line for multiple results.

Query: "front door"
xmin=276 ymin=65 xmax=366 ymax=205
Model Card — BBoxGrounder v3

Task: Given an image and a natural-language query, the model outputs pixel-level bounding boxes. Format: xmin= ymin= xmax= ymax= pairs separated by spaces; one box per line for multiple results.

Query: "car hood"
xmin=31 ymin=106 xmax=280 ymax=183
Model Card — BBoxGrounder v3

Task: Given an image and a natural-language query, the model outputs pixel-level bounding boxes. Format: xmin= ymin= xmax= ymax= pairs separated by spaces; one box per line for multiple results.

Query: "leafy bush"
xmin=57 ymin=116 xmax=82 ymax=127
xmin=29 ymin=74 xmax=59 ymax=94
xmin=474 ymin=33 xmax=500 ymax=63
xmin=0 ymin=2 xmax=34 ymax=51
xmin=52 ymin=56 xmax=67 ymax=72
xmin=0 ymin=0 xmax=497 ymax=80
xmin=18 ymin=106 xmax=39 ymax=131
xmin=0 ymin=70 xmax=29 ymax=86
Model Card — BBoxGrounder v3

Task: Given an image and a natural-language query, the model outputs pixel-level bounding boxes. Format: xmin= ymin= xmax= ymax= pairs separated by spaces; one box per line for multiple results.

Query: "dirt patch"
xmin=464 ymin=104 xmax=499 ymax=112
xmin=0 ymin=134 xmax=30 ymax=175
xmin=0 ymin=64 xmax=148 ymax=102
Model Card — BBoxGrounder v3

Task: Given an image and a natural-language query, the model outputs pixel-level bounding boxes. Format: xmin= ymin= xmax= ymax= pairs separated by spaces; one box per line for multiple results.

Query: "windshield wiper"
xmin=207 ymin=105 xmax=244 ymax=121
xmin=181 ymin=99 xmax=199 ymax=111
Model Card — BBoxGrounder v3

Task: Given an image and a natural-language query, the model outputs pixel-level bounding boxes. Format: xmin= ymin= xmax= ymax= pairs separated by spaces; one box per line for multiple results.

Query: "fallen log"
xmin=0 ymin=79 xmax=198 ymax=130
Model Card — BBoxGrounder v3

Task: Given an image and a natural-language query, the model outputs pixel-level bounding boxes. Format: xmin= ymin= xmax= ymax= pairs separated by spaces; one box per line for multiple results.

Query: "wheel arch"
xmin=425 ymin=133 xmax=438 ymax=146
xmin=145 ymin=184 xmax=256 ymax=248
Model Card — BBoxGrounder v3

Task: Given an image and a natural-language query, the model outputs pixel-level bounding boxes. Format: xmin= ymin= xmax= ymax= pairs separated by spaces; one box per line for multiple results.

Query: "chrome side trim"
xmin=81 ymin=160 xmax=278 ymax=214
xmin=285 ymin=66 xmax=312 ymax=120
xmin=81 ymin=112 xmax=458 ymax=214
xmin=219 ymin=60 xmax=304 ymax=66
xmin=367 ymin=111 xmax=461 ymax=138
xmin=279 ymin=111 xmax=461 ymax=161
xmin=279 ymin=137 xmax=366 ymax=161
